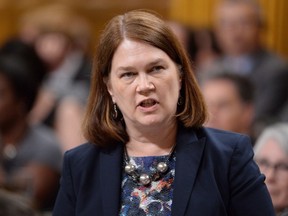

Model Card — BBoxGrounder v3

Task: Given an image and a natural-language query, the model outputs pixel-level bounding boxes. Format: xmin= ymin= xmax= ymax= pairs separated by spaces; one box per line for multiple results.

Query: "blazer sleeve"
xmin=53 ymin=151 xmax=76 ymax=216
xmin=228 ymin=135 xmax=275 ymax=216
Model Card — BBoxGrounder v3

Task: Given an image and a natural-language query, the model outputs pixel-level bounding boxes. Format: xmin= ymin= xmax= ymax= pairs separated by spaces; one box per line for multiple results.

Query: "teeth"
xmin=140 ymin=99 xmax=156 ymax=107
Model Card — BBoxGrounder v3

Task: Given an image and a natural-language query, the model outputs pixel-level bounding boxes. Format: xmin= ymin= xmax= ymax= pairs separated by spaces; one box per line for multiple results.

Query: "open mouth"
xmin=139 ymin=99 xmax=158 ymax=107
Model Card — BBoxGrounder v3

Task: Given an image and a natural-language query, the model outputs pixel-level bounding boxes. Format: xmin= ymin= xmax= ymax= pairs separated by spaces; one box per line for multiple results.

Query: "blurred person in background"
xmin=199 ymin=72 xmax=255 ymax=143
xmin=167 ymin=21 xmax=221 ymax=74
xmin=254 ymin=123 xmax=288 ymax=216
xmin=0 ymin=38 xmax=62 ymax=211
xmin=0 ymin=189 xmax=38 ymax=216
xmin=18 ymin=3 xmax=92 ymax=152
xmin=204 ymin=0 xmax=288 ymax=136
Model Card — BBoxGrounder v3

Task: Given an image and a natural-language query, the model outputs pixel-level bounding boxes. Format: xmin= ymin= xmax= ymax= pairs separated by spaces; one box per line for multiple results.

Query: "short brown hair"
xmin=82 ymin=9 xmax=207 ymax=146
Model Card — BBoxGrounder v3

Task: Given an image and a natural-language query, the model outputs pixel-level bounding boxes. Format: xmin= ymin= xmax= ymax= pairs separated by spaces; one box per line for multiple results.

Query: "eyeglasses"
xmin=255 ymin=159 xmax=288 ymax=174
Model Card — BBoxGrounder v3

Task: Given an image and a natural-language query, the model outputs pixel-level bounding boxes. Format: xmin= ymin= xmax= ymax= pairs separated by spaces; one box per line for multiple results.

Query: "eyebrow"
xmin=116 ymin=58 xmax=167 ymax=72
xmin=146 ymin=58 xmax=166 ymax=68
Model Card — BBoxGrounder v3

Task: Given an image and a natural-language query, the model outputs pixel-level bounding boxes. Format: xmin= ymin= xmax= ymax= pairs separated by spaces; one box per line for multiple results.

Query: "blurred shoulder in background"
xmin=0 ymin=38 xmax=62 ymax=212
xmin=18 ymin=3 xmax=92 ymax=152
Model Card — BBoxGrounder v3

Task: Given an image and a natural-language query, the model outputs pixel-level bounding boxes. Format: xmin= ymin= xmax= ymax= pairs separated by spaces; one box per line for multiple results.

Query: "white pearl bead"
xmin=139 ymin=174 xmax=151 ymax=185
xmin=125 ymin=164 xmax=135 ymax=174
xmin=157 ymin=162 xmax=168 ymax=173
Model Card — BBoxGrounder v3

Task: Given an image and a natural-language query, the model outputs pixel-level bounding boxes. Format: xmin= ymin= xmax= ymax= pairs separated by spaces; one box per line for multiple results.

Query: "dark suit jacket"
xmin=53 ymin=126 xmax=275 ymax=216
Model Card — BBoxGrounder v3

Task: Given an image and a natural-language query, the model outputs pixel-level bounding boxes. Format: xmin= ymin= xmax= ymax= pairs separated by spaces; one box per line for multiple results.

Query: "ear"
xmin=178 ymin=66 xmax=183 ymax=90
xmin=179 ymin=76 xmax=182 ymax=90
xmin=243 ymin=104 xmax=254 ymax=123
xmin=240 ymin=104 xmax=254 ymax=132
xmin=103 ymin=77 xmax=115 ymax=103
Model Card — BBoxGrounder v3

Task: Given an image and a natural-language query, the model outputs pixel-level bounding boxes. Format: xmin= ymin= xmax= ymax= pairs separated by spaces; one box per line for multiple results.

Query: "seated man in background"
xmin=203 ymin=0 xmax=288 ymax=136
xmin=199 ymin=72 xmax=255 ymax=143
xmin=0 ymin=38 xmax=62 ymax=211
xmin=254 ymin=123 xmax=288 ymax=216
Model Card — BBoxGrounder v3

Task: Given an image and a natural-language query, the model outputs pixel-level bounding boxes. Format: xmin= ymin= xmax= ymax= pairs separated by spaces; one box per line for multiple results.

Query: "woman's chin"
xmin=135 ymin=117 xmax=162 ymax=127
xmin=137 ymin=116 xmax=174 ymax=128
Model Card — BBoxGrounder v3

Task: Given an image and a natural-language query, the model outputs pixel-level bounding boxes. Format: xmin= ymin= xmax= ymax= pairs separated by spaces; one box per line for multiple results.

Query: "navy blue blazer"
xmin=53 ymin=126 xmax=275 ymax=216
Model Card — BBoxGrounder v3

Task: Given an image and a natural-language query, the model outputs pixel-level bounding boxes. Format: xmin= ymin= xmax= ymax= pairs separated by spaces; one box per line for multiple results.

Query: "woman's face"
xmin=107 ymin=39 xmax=181 ymax=131
xmin=255 ymin=139 xmax=288 ymax=212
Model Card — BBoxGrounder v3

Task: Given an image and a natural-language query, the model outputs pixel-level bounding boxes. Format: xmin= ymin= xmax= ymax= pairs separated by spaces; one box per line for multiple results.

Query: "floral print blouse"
xmin=120 ymin=153 xmax=176 ymax=216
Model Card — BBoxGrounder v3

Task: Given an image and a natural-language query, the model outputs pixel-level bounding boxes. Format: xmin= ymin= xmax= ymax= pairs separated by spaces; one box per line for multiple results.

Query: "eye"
xmin=151 ymin=65 xmax=164 ymax=73
xmin=275 ymin=163 xmax=288 ymax=171
xmin=120 ymin=72 xmax=136 ymax=79
xmin=256 ymin=159 xmax=269 ymax=168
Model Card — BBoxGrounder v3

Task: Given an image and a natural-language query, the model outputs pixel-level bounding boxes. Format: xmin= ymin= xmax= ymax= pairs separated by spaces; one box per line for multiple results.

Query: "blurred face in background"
xmin=255 ymin=139 xmax=288 ymax=213
xmin=0 ymin=74 xmax=24 ymax=130
xmin=214 ymin=2 xmax=262 ymax=56
xmin=202 ymin=78 xmax=253 ymax=134
xmin=35 ymin=32 xmax=71 ymax=69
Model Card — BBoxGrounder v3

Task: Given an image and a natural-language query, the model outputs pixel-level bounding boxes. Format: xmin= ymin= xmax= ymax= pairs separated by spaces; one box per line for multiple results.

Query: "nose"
xmin=264 ymin=167 xmax=276 ymax=183
xmin=136 ymin=73 xmax=155 ymax=94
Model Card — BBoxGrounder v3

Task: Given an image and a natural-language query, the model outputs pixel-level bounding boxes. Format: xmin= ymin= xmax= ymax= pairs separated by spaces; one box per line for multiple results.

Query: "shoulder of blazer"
xmin=63 ymin=142 xmax=123 ymax=174
xmin=197 ymin=127 xmax=253 ymax=161
xmin=62 ymin=143 xmax=100 ymax=179
xmin=65 ymin=141 xmax=122 ymax=159
xmin=65 ymin=143 xmax=100 ymax=161
xmin=202 ymin=127 xmax=251 ymax=147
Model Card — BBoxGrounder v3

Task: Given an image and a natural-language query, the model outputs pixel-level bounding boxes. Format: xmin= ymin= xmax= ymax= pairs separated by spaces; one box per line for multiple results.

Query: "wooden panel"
xmin=2 ymin=0 xmax=286 ymax=58
xmin=0 ymin=0 xmax=170 ymax=50
xmin=169 ymin=0 xmax=218 ymax=27
xmin=258 ymin=0 xmax=288 ymax=58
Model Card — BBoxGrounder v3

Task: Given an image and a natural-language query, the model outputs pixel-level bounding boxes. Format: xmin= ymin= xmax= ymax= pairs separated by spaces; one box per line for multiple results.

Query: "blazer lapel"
xmin=171 ymin=127 xmax=206 ymax=216
xmin=100 ymin=143 xmax=123 ymax=216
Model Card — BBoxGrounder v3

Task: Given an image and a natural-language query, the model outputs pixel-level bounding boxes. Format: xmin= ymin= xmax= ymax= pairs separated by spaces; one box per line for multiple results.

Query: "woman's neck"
xmin=125 ymin=122 xmax=178 ymax=157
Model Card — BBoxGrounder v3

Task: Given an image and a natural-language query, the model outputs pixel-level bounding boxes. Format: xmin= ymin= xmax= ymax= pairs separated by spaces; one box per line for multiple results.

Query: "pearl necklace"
xmin=123 ymin=144 xmax=176 ymax=186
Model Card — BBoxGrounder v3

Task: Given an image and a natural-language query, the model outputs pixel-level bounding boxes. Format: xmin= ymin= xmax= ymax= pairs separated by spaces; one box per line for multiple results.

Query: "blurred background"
xmin=0 ymin=0 xmax=287 ymax=58
xmin=0 ymin=0 xmax=288 ymax=214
